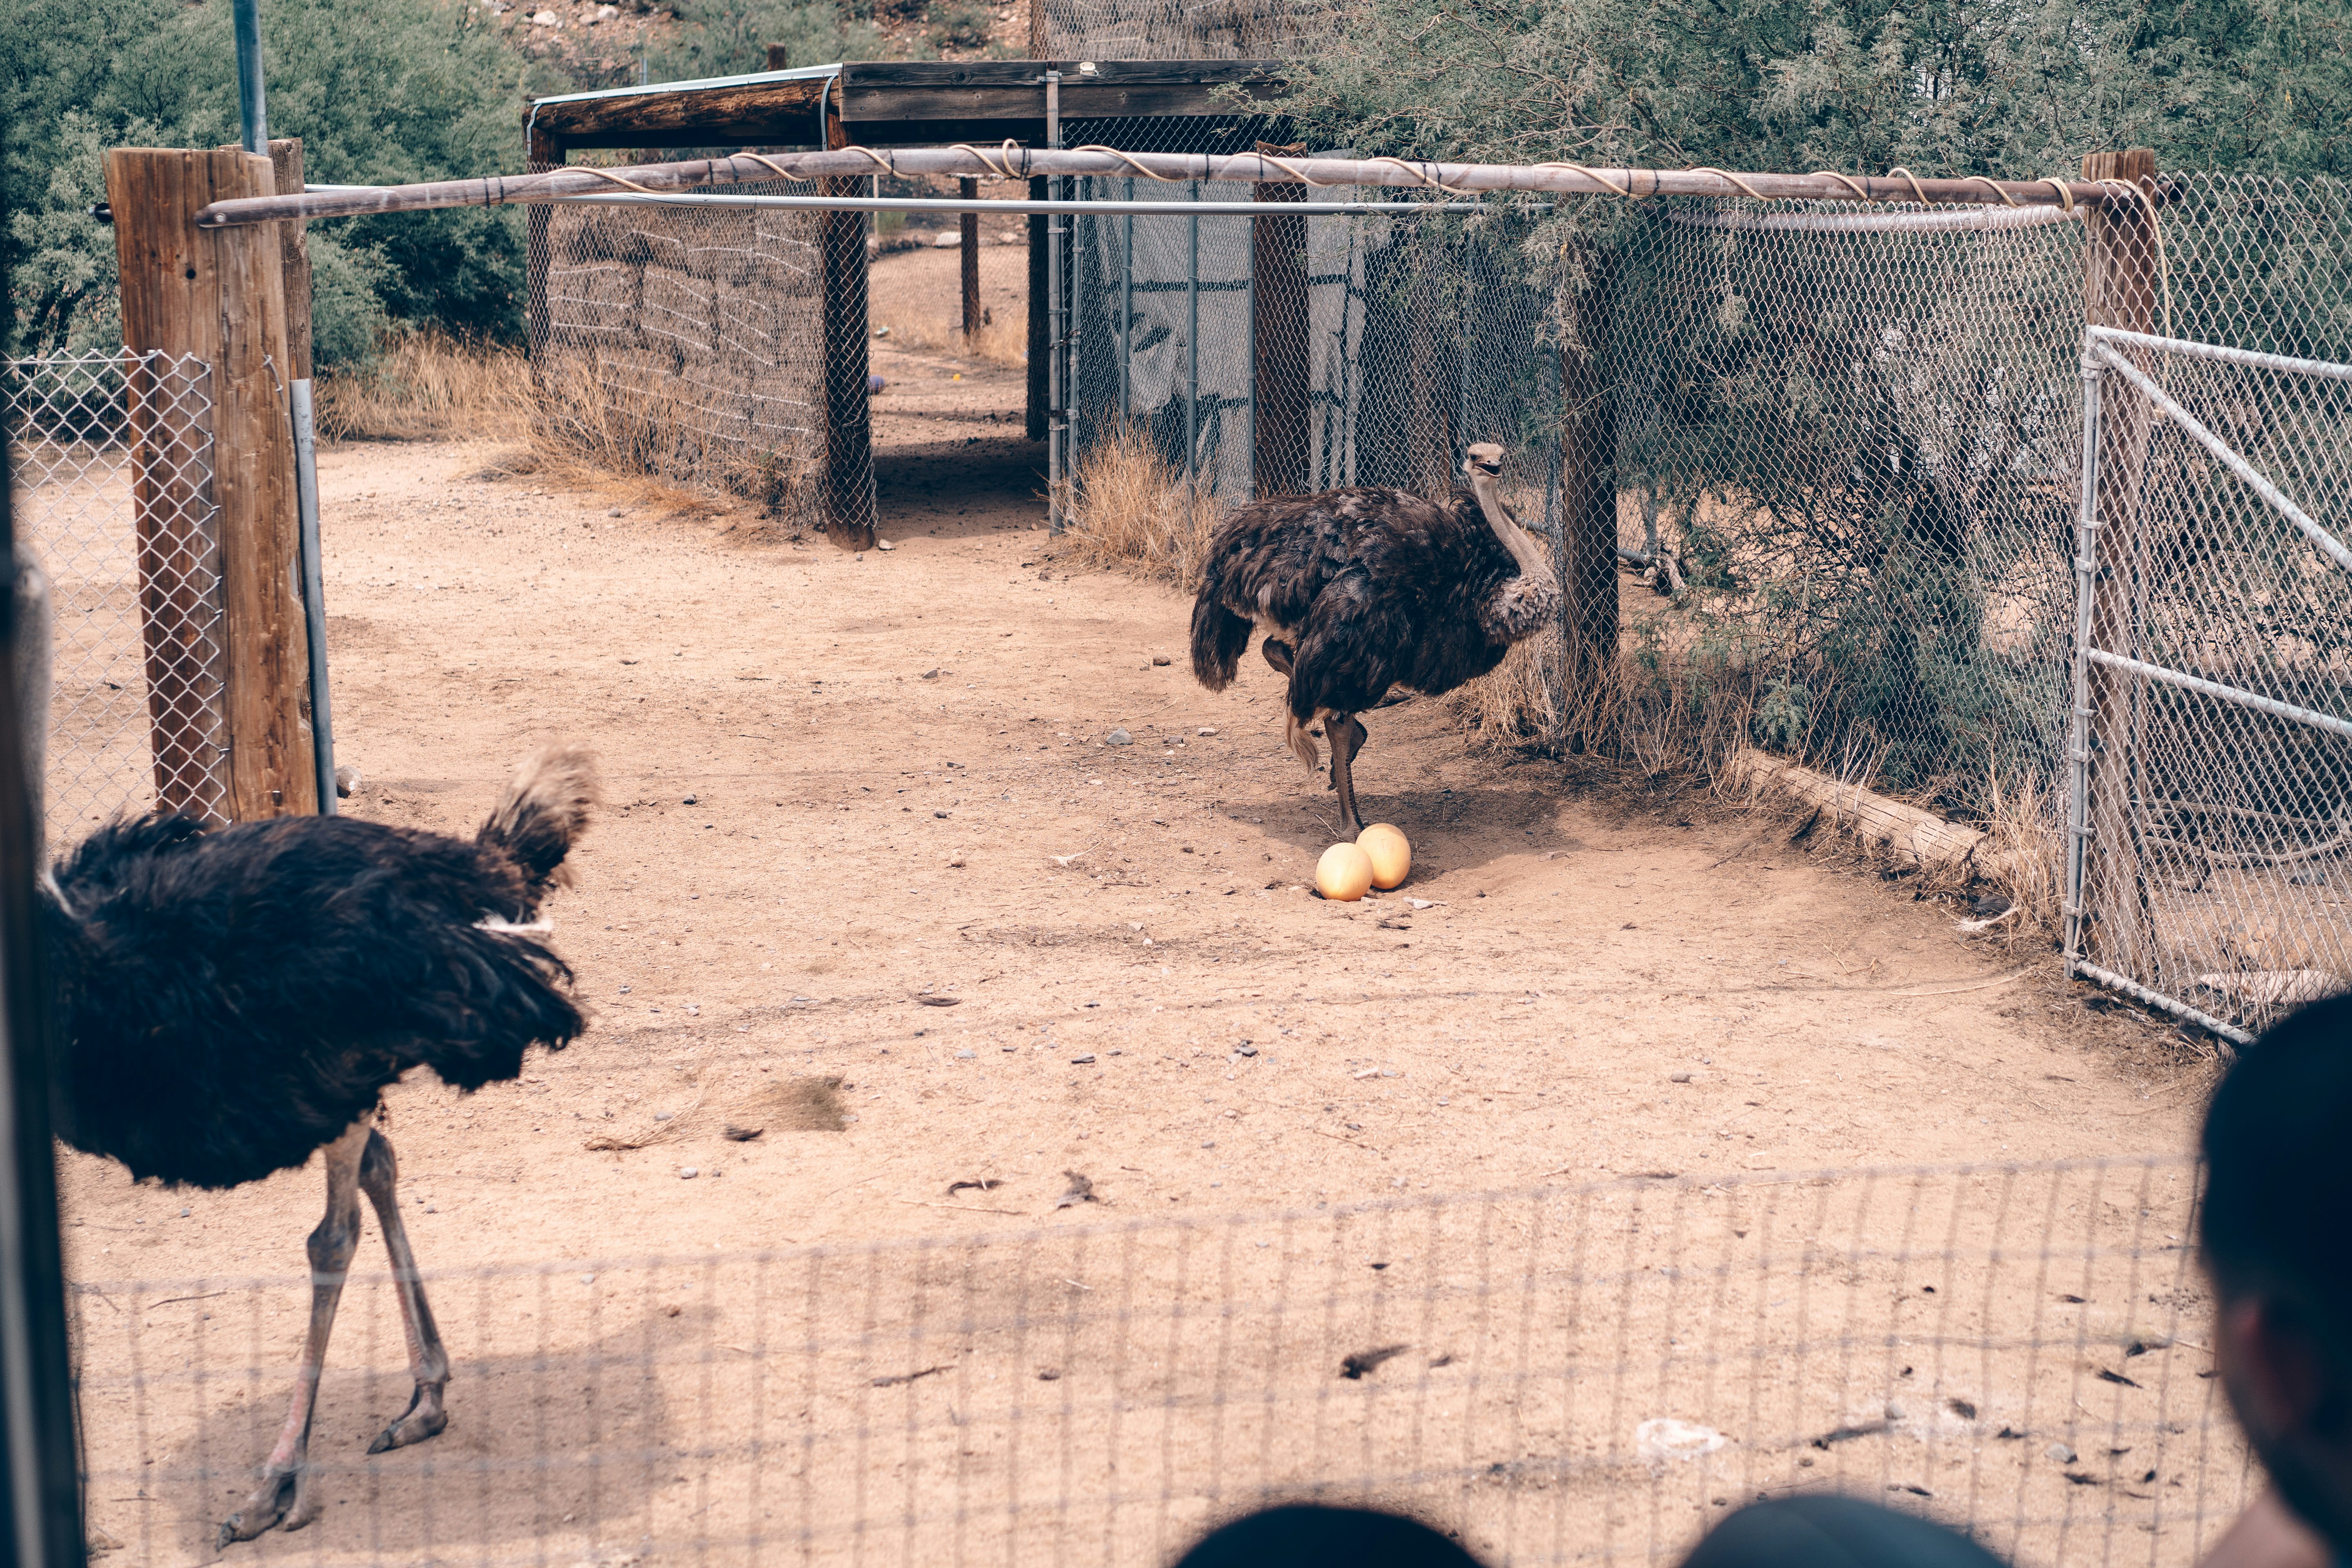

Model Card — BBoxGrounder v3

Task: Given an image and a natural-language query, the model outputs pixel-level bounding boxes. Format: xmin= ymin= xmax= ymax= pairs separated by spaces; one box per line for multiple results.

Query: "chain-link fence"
xmin=2069 ymin=326 xmax=2352 ymax=1042
xmin=532 ymin=183 xmax=837 ymax=519
xmin=4 ymin=350 xmax=229 ymax=840
xmin=1038 ymin=0 xmax=1341 ymax=56
xmin=71 ymin=1155 xmax=2242 ymax=1566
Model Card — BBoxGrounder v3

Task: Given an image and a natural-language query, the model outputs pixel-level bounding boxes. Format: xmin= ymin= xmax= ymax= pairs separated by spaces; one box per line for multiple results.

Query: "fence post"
xmin=240 ymin=139 xmax=336 ymax=816
xmin=1558 ymin=241 xmax=1619 ymax=755
xmin=1251 ymin=143 xmax=1309 ymax=499
xmin=106 ymin=147 xmax=317 ymax=822
xmin=526 ymin=123 xmax=563 ymax=371
xmin=959 ymin=177 xmax=981 ymax=337
xmin=2077 ymin=148 xmax=2158 ymax=978
xmin=1026 ymin=178 xmax=1049 ymax=442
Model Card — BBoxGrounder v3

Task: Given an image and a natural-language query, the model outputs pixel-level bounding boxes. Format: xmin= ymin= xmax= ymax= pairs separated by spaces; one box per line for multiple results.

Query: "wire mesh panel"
xmin=5 ymin=350 xmax=227 ymax=839
xmin=1038 ymin=0 xmax=1343 ymax=56
xmin=69 ymin=1158 xmax=2244 ymax=1566
xmin=533 ymin=187 xmax=834 ymax=519
xmin=2069 ymin=328 xmax=2352 ymax=1040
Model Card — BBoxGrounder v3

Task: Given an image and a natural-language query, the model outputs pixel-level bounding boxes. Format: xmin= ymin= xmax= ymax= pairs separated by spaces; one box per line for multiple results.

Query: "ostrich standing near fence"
xmin=18 ymin=554 xmax=597 ymax=1547
xmin=1189 ymin=443 xmax=1559 ymax=834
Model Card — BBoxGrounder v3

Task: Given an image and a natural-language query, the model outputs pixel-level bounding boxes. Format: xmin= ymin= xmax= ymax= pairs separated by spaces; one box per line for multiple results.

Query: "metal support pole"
xmin=1187 ymin=181 xmax=1200 ymax=490
xmin=1045 ymin=70 xmax=1064 ymax=534
xmin=1243 ymin=211 xmax=1256 ymax=500
xmin=288 ymin=381 xmax=335 ymax=814
xmin=1120 ymin=180 xmax=1132 ymax=426
xmin=2064 ymin=351 xmax=2105 ymax=972
xmin=233 ymin=0 xmax=269 ymax=153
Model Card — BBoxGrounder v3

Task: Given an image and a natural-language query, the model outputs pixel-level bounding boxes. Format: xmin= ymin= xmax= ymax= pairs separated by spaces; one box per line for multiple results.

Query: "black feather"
xmin=44 ymin=753 xmax=596 ymax=1191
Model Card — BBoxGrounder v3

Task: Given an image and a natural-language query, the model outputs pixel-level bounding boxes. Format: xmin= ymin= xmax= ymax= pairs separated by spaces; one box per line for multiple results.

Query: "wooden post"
xmin=1250 ymin=142 xmax=1309 ymax=497
xmin=261 ymin=142 xmax=312 ymax=379
xmin=106 ymin=147 xmax=317 ymax=821
xmin=526 ymin=122 xmax=563 ymax=368
xmin=1558 ymin=242 xmax=1619 ymax=755
xmin=1026 ymin=176 xmax=1049 ymax=441
xmin=2078 ymin=147 xmax=2160 ymax=976
xmin=764 ymin=42 xmax=790 ymax=71
xmin=960 ymin=177 xmax=982 ymax=338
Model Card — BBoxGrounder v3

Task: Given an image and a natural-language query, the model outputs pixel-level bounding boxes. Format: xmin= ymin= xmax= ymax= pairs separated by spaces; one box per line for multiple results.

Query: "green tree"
xmin=4 ymin=0 xmax=546 ymax=359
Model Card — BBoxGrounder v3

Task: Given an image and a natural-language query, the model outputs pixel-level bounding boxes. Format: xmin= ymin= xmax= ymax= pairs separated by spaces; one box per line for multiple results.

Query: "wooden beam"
xmin=1726 ymin=750 xmax=2010 ymax=876
xmin=107 ymin=148 xmax=316 ymax=822
xmin=1250 ymin=142 xmax=1308 ymax=497
xmin=959 ymin=176 xmax=981 ymax=337
xmin=2078 ymin=147 xmax=2160 ymax=976
xmin=530 ymin=74 xmax=830 ymax=146
xmin=1558 ymin=243 xmax=1618 ymax=755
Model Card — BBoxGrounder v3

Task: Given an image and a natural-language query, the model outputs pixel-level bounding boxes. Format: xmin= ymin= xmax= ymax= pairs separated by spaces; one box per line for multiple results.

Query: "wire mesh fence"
xmin=1037 ymin=0 xmax=1343 ymax=57
xmin=4 ymin=349 xmax=229 ymax=840
xmin=69 ymin=1156 xmax=2243 ymax=1566
xmin=532 ymin=184 xmax=837 ymax=519
xmin=2068 ymin=325 xmax=2352 ymax=1042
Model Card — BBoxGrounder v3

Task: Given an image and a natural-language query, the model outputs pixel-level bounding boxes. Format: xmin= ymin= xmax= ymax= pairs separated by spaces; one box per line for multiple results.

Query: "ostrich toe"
xmin=366 ymin=1382 xmax=449 ymax=1454
xmin=219 ymin=1469 xmax=298 ymax=1547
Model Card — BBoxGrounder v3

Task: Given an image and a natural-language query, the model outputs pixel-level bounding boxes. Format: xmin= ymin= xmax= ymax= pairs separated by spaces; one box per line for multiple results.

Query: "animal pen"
xmin=11 ymin=100 xmax=2347 ymax=1568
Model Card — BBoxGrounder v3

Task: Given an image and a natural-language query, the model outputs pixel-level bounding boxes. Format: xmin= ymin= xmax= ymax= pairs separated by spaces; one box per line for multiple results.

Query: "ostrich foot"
xmin=219 ymin=1468 xmax=299 ymax=1547
xmin=367 ymin=1381 xmax=449 ymax=1455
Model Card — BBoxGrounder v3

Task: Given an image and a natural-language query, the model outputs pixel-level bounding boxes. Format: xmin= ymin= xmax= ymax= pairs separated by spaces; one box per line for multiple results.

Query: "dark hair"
xmin=2199 ymin=993 xmax=2352 ymax=1310
xmin=1172 ymin=1504 xmax=1486 ymax=1568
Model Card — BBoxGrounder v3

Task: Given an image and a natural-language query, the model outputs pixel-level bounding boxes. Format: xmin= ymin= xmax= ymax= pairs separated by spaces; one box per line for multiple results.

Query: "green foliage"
xmin=645 ymin=0 xmax=887 ymax=81
xmin=4 ymin=0 xmax=548 ymax=360
xmin=1279 ymin=0 xmax=2350 ymax=180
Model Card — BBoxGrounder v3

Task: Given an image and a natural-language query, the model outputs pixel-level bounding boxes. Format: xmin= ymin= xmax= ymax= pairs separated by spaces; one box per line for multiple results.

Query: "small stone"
xmin=1197 ymin=727 xmax=1216 ymax=736
xmin=868 ymin=373 xmax=887 ymax=393
xmin=530 ymin=8 xmax=558 ymax=22
xmin=682 ymin=793 xmax=697 ymax=804
xmin=333 ymin=764 xmax=361 ymax=798
xmin=581 ymin=1273 xmax=595 ymax=1284
xmin=1234 ymin=1044 xmax=1258 ymax=1057
xmin=607 ymin=506 xmax=623 ymax=517
xmin=921 ymin=668 xmax=940 ymax=679
xmin=180 ymin=1207 xmax=190 ymax=1217
xmin=1071 ymin=1053 xmax=1096 ymax=1064
xmin=1105 ymin=728 xmax=1134 ymax=746
xmin=2045 ymin=1442 xmax=2076 ymax=1464
xmin=1670 ymin=1071 xmax=1693 ymax=1083
xmin=955 ymin=1049 xmax=975 ymax=1059
xmin=931 ymin=230 xmax=962 ymax=248
xmin=1151 ymin=654 xmax=1171 ymax=666
xmin=652 ymin=1110 xmax=672 ymax=1122
xmin=679 ymin=1167 xmax=699 ymax=1180
xmin=876 ymin=539 xmax=895 ymax=551
xmin=935 ymin=810 xmax=949 ymax=818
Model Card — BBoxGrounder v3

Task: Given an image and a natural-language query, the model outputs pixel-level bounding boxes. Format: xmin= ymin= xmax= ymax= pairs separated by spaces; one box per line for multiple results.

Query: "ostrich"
xmin=1189 ymin=443 xmax=1559 ymax=834
xmin=16 ymin=547 xmax=598 ymax=1549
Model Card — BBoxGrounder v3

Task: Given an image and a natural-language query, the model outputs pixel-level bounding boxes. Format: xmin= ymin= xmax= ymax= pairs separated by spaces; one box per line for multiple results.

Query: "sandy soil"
xmin=54 ymin=270 xmax=2226 ymax=1565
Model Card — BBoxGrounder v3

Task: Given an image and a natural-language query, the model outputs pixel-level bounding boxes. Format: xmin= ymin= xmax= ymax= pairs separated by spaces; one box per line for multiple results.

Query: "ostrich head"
xmin=1462 ymin=443 xmax=1506 ymax=482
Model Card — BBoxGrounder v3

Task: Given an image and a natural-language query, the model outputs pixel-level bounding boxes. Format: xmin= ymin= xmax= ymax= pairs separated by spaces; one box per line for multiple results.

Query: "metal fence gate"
xmin=2067 ymin=324 xmax=2352 ymax=1043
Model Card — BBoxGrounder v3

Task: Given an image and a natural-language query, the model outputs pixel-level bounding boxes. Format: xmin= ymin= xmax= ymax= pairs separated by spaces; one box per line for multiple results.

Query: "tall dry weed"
xmin=1059 ymin=426 xmax=1224 ymax=590
xmin=873 ymin=310 xmax=1028 ymax=370
xmin=314 ymin=332 xmax=531 ymax=443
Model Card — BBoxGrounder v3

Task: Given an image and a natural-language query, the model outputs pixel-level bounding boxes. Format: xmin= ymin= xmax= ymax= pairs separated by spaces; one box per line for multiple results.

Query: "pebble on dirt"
xmin=1105 ymin=728 xmax=1134 ymax=746
xmin=1198 ymin=727 xmax=1217 ymax=736
xmin=333 ymin=765 xmax=361 ymax=798
xmin=679 ymin=1167 xmax=699 ymax=1180
xmin=1151 ymin=655 xmax=1171 ymax=666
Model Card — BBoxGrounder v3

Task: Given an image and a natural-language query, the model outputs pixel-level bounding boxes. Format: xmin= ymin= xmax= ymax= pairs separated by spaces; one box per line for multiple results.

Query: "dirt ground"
xmin=53 ymin=274 xmax=2227 ymax=1564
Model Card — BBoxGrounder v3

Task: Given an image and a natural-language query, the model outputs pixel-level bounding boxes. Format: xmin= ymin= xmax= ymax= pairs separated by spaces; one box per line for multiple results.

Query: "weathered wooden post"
xmin=1558 ymin=241 xmax=1619 ymax=755
xmin=2076 ymin=148 xmax=2160 ymax=977
xmin=107 ymin=147 xmax=318 ymax=821
xmin=1250 ymin=143 xmax=1309 ymax=498
xmin=960 ymin=177 xmax=982 ymax=338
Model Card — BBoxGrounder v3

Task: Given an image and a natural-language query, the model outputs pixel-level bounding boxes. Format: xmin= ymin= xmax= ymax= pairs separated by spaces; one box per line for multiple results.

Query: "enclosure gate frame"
xmin=2064 ymin=323 xmax=2352 ymax=1046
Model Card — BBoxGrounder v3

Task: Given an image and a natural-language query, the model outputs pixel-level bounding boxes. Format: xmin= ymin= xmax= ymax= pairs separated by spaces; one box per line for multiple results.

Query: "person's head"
xmin=1172 ymin=1504 xmax=1487 ymax=1568
xmin=2202 ymin=993 xmax=2352 ymax=1551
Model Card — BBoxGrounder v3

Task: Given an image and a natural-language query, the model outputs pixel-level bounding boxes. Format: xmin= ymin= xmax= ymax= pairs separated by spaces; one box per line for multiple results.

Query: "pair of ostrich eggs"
xmin=1316 ymin=825 xmax=1411 ymax=901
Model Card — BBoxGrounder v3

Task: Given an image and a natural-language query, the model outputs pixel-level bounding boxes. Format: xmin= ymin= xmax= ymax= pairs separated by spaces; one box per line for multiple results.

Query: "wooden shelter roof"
xmin=526 ymin=60 xmax=1286 ymax=152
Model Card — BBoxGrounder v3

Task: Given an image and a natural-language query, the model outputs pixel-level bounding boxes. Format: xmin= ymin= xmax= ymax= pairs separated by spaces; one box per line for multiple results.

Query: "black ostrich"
xmin=1188 ymin=443 xmax=1561 ymax=833
xmin=41 ymin=742 xmax=597 ymax=1547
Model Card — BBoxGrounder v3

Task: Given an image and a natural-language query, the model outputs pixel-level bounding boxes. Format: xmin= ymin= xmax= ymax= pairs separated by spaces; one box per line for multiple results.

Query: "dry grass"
xmin=314 ymin=332 xmax=532 ymax=443
xmin=873 ymin=309 xmax=1029 ymax=370
xmin=1974 ymin=755 xmax=2065 ymax=936
xmin=528 ymin=352 xmax=815 ymax=522
xmin=1057 ymin=425 xmax=1225 ymax=590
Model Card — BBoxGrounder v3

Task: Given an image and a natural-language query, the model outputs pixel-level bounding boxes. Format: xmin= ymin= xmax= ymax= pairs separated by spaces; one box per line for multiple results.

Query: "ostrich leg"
xmin=356 ymin=1128 xmax=450 ymax=1456
xmin=220 ymin=1120 xmax=370 ymax=1546
xmin=1326 ymin=713 xmax=1369 ymax=836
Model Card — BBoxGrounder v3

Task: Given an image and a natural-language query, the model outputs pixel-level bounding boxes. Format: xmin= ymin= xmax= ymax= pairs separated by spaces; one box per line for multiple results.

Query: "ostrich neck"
xmin=1470 ymin=474 xmax=1545 ymax=578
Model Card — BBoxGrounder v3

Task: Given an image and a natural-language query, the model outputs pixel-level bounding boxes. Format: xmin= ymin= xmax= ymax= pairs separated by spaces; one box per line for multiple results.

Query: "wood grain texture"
xmin=107 ymin=147 xmax=315 ymax=823
xmin=1725 ymin=750 xmax=1992 ymax=873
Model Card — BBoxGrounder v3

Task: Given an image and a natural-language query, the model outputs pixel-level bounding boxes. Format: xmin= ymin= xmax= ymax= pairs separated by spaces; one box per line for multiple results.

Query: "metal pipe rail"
xmin=195 ymin=147 xmax=2130 ymax=228
xmin=547 ymin=192 xmax=1506 ymax=215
